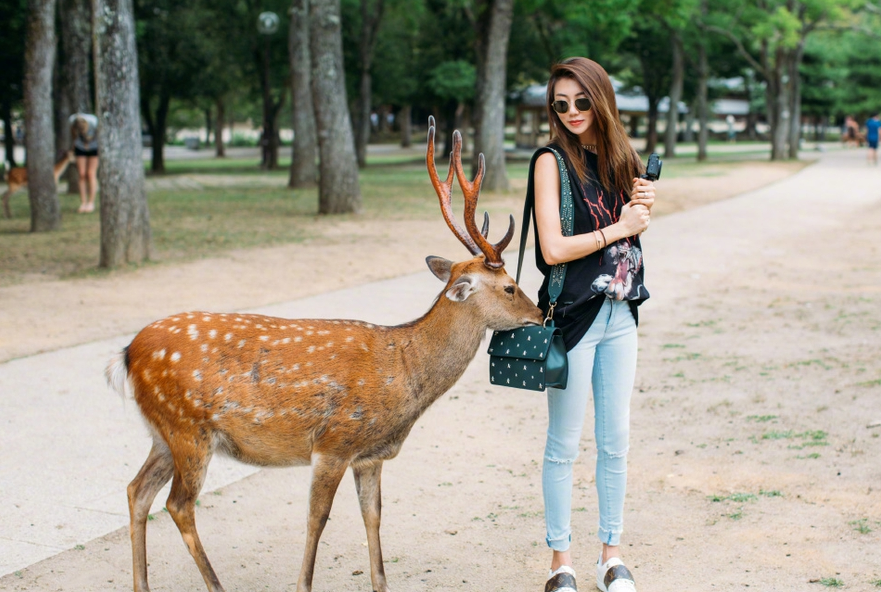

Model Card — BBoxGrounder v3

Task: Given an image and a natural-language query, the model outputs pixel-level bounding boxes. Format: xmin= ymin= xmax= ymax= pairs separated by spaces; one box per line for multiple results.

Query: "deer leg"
xmin=353 ymin=461 xmax=390 ymax=592
xmin=2 ymin=189 xmax=12 ymax=219
xmin=164 ymin=442 xmax=224 ymax=592
xmin=128 ymin=440 xmax=175 ymax=592
xmin=296 ymin=454 xmax=349 ymax=592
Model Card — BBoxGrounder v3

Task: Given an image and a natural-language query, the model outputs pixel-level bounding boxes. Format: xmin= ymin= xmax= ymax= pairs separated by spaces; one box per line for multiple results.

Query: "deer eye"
xmin=504 ymin=285 xmax=515 ymax=295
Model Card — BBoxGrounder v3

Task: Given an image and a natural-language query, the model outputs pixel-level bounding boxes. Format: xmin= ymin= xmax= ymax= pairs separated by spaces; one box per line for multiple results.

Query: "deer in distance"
xmin=2 ymin=151 xmax=74 ymax=218
xmin=106 ymin=116 xmax=544 ymax=592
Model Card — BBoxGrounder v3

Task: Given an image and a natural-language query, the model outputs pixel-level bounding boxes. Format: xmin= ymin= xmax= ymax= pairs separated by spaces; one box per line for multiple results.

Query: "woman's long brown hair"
xmin=545 ymin=57 xmax=643 ymax=195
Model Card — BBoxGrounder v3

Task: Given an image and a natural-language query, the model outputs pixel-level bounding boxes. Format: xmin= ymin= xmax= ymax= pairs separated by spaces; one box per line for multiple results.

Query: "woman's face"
xmin=553 ymin=77 xmax=595 ymax=141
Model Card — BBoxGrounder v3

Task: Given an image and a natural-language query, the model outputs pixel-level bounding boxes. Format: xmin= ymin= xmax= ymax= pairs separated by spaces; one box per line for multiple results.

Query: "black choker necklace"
xmin=582 ymin=144 xmax=597 ymax=152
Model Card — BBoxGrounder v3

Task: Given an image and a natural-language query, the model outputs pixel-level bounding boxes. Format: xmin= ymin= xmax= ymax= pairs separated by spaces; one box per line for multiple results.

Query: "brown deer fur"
xmin=2 ymin=151 xmax=74 ymax=218
xmin=106 ymin=118 xmax=543 ymax=592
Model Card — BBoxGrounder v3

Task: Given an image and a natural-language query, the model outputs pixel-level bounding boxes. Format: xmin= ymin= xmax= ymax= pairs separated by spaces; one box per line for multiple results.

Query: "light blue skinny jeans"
xmin=543 ymin=297 xmax=638 ymax=551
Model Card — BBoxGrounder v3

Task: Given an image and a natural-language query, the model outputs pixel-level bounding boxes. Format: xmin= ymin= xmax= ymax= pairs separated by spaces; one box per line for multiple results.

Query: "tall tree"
xmin=57 ymin=0 xmax=92 ymax=191
xmin=24 ymin=0 xmax=60 ymax=231
xmin=288 ymin=0 xmax=318 ymax=187
xmin=310 ymin=0 xmax=362 ymax=214
xmin=707 ymin=0 xmax=849 ymax=160
xmin=97 ymin=0 xmax=151 ymax=267
xmin=353 ymin=0 xmax=384 ymax=168
xmin=471 ymin=0 xmax=513 ymax=191
xmin=0 ymin=0 xmax=28 ymax=167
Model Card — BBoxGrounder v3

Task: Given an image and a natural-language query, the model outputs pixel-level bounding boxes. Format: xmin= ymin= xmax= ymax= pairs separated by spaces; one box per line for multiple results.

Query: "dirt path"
xmin=1 ymin=149 xmax=880 ymax=591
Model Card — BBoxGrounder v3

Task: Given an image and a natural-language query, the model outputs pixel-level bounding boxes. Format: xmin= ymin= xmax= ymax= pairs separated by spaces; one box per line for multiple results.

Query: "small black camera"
xmin=641 ymin=153 xmax=662 ymax=181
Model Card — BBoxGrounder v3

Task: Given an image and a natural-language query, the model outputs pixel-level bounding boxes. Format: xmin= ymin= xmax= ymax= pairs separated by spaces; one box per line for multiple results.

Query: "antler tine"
xmin=426 ymin=116 xmax=481 ymax=256
xmin=480 ymin=212 xmax=489 ymax=238
xmin=451 ymin=135 xmax=514 ymax=269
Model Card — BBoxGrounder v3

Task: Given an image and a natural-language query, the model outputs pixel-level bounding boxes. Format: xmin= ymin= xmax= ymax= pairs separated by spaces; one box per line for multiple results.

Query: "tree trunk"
xmin=696 ymin=38 xmax=709 ymax=162
xmin=96 ymin=0 xmax=151 ymax=267
xmin=204 ymin=106 xmax=211 ymax=145
xmin=258 ymin=36 xmax=285 ymax=171
xmin=59 ymin=0 xmax=92 ymax=193
xmin=2 ymin=100 xmax=16 ymax=167
xmin=215 ymin=97 xmax=225 ymax=157
xmin=309 ymin=0 xmax=362 ymax=214
xmin=354 ymin=0 xmax=384 ymax=169
xmin=288 ymin=0 xmax=318 ymax=187
xmin=143 ymin=93 xmax=169 ymax=174
xmin=663 ymin=32 xmax=684 ymax=159
xmin=471 ymin=0 xmax=512 ymax=191
xmin=25 ymin=0 xmax=60 ymax=231
xmin=399 ymin=104 xmax=412 ymax=148
xmin=645 ymin=100 xmax=660 ymax=155
xmin=787 ymin=45 xmax=804 ymax=160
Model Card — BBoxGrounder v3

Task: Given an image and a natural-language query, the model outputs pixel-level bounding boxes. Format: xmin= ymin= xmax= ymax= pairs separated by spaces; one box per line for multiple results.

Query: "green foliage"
xmin=428 ymin=61 xmax=477 ymax=102
xmin=0 ymin=0 xmax=27 ymax=109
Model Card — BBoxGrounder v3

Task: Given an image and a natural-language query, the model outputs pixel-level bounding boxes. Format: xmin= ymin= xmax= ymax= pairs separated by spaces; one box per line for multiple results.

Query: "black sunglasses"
xmin=551 ymin=98 xmax=591 ymax=114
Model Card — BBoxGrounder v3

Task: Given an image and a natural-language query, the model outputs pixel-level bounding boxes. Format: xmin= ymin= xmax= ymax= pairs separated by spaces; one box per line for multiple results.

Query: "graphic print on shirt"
xmin=591 ymin=241 xmax=644 ymax=300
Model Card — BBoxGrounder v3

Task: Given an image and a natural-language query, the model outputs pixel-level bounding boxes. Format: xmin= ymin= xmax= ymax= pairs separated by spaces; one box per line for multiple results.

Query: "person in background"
xmin=865 ymin=113 xmax=880 ymax=165
xmin=69 ymin=113 xmax=99 ymax=213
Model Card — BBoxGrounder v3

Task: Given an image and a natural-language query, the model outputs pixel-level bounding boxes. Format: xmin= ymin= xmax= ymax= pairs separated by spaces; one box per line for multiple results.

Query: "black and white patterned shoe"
xmin=596 ymin=556 xmax=635 ymax=592
xmin=545 ymin=565 xmax=577 ymax=592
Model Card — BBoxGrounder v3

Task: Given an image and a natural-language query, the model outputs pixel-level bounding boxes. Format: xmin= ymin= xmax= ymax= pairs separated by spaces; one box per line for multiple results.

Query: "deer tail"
xmin=106 ymin=346 xmax=132 ymax=400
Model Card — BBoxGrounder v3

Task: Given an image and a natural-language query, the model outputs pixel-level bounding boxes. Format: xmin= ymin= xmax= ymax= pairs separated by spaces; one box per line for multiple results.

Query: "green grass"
xmin=817 ymin=577 xmax=844 ymax=588
xmin=1 ymin=159 xmax=524 ymax=286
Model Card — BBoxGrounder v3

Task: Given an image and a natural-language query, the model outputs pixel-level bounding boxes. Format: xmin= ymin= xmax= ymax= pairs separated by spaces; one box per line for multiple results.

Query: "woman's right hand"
xmin=617 ymin=201 xmax=651 ymax=237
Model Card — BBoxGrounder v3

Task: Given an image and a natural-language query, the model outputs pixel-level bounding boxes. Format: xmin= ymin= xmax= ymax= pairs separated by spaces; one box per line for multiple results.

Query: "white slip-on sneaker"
xmin=545 ymin=565 xmax=578 ymax=592
xmin=596 ymin=555 xmax=636 ymax=592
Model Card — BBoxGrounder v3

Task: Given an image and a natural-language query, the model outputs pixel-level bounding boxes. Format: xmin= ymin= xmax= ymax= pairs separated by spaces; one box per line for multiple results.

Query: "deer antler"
xmin=426 ymin=116 xmax=514 ymax=269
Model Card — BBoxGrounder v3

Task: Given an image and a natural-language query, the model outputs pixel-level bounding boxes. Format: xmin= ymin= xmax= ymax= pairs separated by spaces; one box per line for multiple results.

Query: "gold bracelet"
xmin=598 ymin=228 xmax=607 ymax=248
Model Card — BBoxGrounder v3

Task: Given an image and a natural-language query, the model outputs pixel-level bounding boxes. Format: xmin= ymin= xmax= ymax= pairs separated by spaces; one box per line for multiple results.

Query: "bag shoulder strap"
xmin=515 ymin=147 xmax=574 ymax=308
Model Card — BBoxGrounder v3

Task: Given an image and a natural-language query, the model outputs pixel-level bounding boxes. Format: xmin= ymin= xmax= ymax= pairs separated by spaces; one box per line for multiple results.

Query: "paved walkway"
xmin=0 ymin=146 xmax=877 ymax=579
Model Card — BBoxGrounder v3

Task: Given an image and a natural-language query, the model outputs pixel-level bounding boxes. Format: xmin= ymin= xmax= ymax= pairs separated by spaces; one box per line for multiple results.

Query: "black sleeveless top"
xmin=527 ymin=144 xmax=650 ymax=351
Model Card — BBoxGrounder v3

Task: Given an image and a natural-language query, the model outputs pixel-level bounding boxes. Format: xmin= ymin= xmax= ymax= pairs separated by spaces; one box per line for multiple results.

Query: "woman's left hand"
xmin=630 ymin=178 xmax=656 ymax=212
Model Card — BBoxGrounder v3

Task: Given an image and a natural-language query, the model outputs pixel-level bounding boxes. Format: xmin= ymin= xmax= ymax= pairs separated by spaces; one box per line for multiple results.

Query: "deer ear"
xmin=445 ymin=275 xmax=478 ymax=302
xmin=426 ymin=256 xmax=452 ymax=281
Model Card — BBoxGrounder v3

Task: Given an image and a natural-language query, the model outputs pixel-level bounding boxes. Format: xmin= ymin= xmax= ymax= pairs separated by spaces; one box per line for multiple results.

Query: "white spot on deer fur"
xmin=171 ymin=352 xmax=181 ymax=362
xmin=152 ymin=349 xmax=166 ymax=360
xmin=142 ymin=369 xmax=152 ymax=382
xmin=186 ymin=314 xmax=194 ymax=319
xmin=281 ymin=337 xmax=291 ymax=344
xmin=318 ymin=330 xmax=330 ymax=336
xmin=214 ymin=387 xmax=224 ymax=395
xmin=306 ymin=331 xmax=314 ymax=336
xmin=259 ymin=335 xmax=269 ymax=341
xmin=361 ymin=343 xmax=369 ymax=352
xmin=193 ymin=370 xmax=202 ymax=381
xmin=172 ymin=317 xmax=180 ymax=322
xmin=346 ymin=336 xmax=354 ymax=342
xmin=294 ymin=336 xmax=302 ymax=343
xmin=307 ymin=346 xmax=316 ymax=353
xmin=167 ymin=326 xmax=176 ymax=332
xmin=326 ymin=341 xmax=334 ymax=348
xmin=188 ymin=325 xmax=199 ymax=340
xmin=209 ymin=329 xmax=217 ymax=339
xmin=386 ymin=376 xmax=394 ymax=385
xmin=202 ymin=316 xmax=212 ymax=322
xmin=358 ymin=379 xmax=366 ymax=386
xmin=238 ymin=340 xmax=246 ymax=348
xmin=224 ymin=333 xmax=232 ymax=342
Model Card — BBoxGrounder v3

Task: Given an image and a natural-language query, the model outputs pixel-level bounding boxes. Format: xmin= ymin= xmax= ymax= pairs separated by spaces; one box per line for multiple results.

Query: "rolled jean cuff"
xmin=546 ymin=533 xmax=571 ymax=552
xmin=598 ymin=526 xmax=622 ymax=547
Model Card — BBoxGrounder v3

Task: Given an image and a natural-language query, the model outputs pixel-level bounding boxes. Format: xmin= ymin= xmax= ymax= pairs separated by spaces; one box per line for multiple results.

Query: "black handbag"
xmin=487 ymin=148 xmax=571 ymax=392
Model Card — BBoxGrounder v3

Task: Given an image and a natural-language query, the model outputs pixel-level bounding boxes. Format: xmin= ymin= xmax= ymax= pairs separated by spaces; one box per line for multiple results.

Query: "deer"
xmin=2 ymin=151 xmax=75 ymax=218
xmin=105 ymin=116 xmax=544 ymax=592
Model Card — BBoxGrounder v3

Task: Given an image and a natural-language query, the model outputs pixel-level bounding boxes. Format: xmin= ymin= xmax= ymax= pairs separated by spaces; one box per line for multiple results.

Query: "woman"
xmin=69 ymin=113 xmax=99 ymax=213
xmin=527 ymin=57 xmax=655 ymax=592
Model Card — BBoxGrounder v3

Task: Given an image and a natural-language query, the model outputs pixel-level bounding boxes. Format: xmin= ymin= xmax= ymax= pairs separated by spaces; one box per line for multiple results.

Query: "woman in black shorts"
xmin=69 ymin=113 xmax=99 ymax=213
